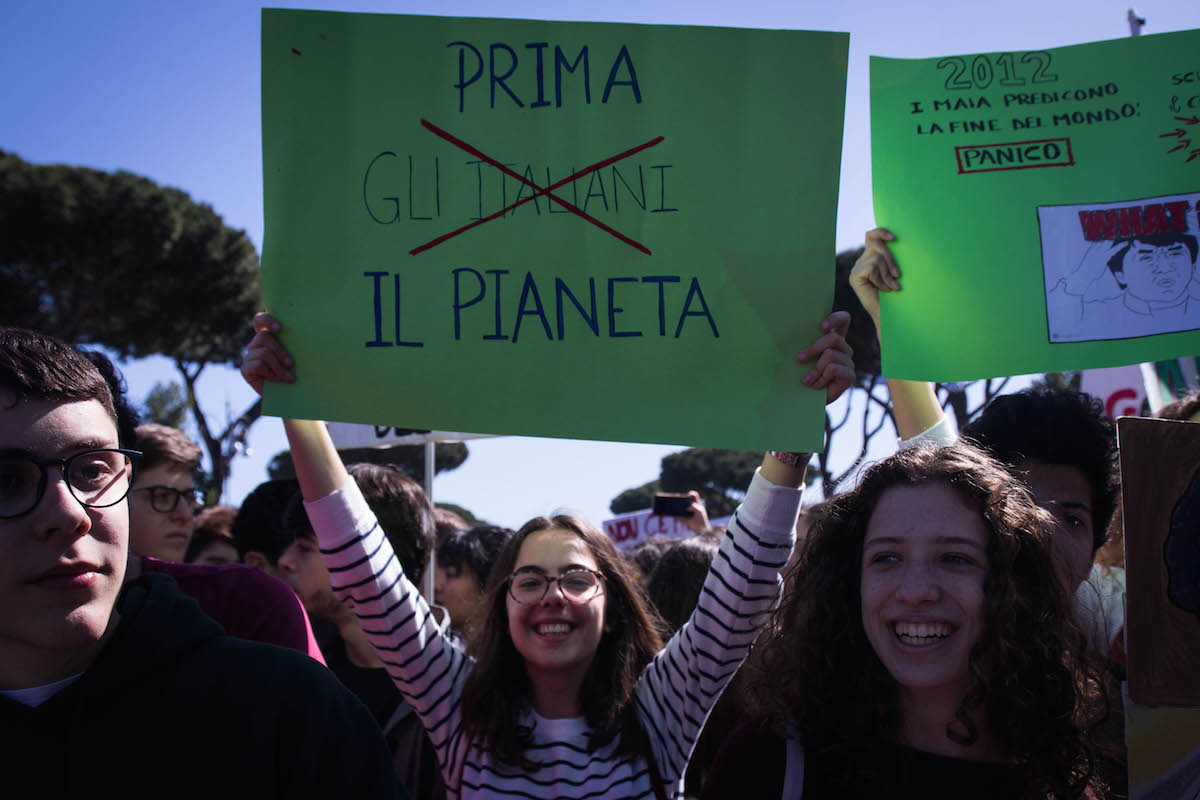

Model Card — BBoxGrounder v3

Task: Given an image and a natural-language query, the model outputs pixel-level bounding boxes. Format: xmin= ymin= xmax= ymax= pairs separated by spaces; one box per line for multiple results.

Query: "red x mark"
xmin=410 ymin=119 xmax=664 ymax=256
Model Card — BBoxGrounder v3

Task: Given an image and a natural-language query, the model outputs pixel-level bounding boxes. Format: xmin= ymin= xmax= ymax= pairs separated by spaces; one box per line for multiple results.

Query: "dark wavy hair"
xmin=963 ymin=384 xmax=1118 ymax=552
xmin=1158 ymin=388 xmax=1200 ymax=422
xmin=346 ymin=462 xmax=435 ymax=584
xmin=438 ymin=524 xmax=516 ymax=590
xmin=646 ymin=536 xmax=719 ymax=635
xmin=460 ymin=514 xmax=664 ymax=771
xmin=0 ymin=327 xmax=115 ymax=420
xmin=231 ymin=478 xmax=300 ymax=563
xmin=133 ymin=423 xmax=202 ymax=473
xmin=744 ymin=443 xmax=1104 ymax=799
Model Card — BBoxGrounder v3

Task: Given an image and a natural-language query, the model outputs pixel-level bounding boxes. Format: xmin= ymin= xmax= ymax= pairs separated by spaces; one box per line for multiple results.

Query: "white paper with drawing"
xmin=1039 ymin=192 xmax=1200 ymax=343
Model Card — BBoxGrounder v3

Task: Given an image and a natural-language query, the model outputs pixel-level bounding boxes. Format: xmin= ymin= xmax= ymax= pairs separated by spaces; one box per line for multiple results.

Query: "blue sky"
xmin=4 ymin=0 xmax=1196 ymax=526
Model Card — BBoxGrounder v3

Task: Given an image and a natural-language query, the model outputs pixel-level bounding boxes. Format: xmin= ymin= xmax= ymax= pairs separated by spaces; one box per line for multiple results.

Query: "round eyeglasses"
xmin=129 ymin=485 xmax=200 ymax=514
xmin=507 ymin=567 xmax=605 ymax=605
xmin=0 ymin=448 xmax=141 ymax=520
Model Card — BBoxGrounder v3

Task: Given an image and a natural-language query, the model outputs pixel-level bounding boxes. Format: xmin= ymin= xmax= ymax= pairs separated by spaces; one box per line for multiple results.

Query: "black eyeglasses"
xmin=507 ymin=567 xmax=605 ymax=605
xmin=0 ymin=448 xmax=142 ymax=520
xmin=130 ymin=485 xmax=199 ymax=514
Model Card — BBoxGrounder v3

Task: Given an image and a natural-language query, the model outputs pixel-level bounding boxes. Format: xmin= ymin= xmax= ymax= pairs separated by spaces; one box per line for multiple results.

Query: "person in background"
xmin=231 ymin=476 xmax=301 ymax=581
xmin=961 ymin=387 xmax=1122 ymax=656
xmin=434 ymin=524 xmax=515 ymax=639
xmin=645 ymin=536 xmax=720 ymax=635
xmin=184 ymin=505 xmax=239 ymax=565
xmin=433 ymin=506 xmax=469 ymax=547
xmin=126 ymin=423 xmax=200 ymax=562
xmin=622 ymin=537 xmax=674 ymax=590
xmin=622 ymin=490 xmax=710 ymax=591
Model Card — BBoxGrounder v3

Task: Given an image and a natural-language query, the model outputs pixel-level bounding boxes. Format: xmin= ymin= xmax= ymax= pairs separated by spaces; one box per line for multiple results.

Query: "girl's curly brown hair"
xmin=459 ymin=514 xmax=664 ymax=772
xmin=743 ymin=442 xmax=1107 ymax=799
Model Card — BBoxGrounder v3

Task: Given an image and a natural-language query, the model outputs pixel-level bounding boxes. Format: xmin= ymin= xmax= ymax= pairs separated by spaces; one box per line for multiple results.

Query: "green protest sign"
xmin=871 ymin=30 xmax=1200 ymax=381
xmin=260 ymin=10 xmax=847 ymax=451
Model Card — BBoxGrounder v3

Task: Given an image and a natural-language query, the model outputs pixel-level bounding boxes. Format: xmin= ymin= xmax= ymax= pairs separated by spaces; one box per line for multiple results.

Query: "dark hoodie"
xmin=0 ymin=572 xmax=405 ymax=799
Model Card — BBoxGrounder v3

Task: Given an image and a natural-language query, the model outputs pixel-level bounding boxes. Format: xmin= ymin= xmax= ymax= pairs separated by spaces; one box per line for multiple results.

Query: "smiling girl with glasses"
xmin=242 ymin=309 xmax=855 ymax=800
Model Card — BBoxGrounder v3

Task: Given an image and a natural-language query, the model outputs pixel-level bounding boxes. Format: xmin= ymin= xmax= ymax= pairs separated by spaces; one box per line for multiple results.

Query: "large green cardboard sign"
xmin=871 ymin=30 xmax=1200 ymax=381
xmin=261 ymin=10 xmax=848 ymax=451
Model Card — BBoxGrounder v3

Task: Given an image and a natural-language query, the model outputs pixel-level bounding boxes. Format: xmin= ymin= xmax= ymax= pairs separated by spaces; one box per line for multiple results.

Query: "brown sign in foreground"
xmin=1121 ymin=415 xmax=1200 ymax=706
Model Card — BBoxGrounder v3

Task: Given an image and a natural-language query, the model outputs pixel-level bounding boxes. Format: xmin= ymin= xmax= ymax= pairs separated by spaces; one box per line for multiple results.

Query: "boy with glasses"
xmin=127 ymin=423 xmax=201 ymax=562
xmin=0 ymin=327 xmax=404 ymax=797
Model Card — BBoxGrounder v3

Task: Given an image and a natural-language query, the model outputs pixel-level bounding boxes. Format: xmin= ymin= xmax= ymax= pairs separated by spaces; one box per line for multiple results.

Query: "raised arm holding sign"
xmin=241 ymin=308 xmax=853 ymax=800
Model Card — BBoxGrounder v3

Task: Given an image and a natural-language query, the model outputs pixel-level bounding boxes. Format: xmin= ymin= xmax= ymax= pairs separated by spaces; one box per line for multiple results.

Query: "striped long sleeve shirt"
xmin=305 ymin=468 xmax=800 ymax=800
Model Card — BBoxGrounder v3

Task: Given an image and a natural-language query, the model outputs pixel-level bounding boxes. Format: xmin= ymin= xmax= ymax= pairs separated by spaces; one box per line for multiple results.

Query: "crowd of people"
xmin=2 ymin=227 xmax=1197 ymax=798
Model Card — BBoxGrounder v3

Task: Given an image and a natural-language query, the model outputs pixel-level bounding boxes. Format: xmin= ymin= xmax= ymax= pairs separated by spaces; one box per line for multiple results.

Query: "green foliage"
xmin=142 ymin=380 xmax=190 ymax=430
xmin=660 ymin=448 xmax=762 ymax=516
xmin=609 ymin=480 xmax=661 ymax=515
xmin=610 ymin=449 xmax=762 ymax=517
xmin=0 ymin=150 xmax=261 ymax=363
xmin=267 ymin=441 xmax=469 ymax=483
xmin=0 ymin=150 xmax=264 ymax=500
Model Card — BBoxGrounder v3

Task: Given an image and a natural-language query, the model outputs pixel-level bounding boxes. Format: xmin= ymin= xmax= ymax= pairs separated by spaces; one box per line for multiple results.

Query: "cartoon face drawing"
xmin=1111 ymin=235 xmax=1199 ymax=308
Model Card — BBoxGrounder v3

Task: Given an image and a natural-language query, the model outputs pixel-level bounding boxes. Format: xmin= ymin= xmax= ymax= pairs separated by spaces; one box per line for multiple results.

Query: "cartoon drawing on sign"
xmin=1040 ymin=192 xmax=1200 ymax=342
xmin=1165 ymin=464 xmax=1200 ymax=622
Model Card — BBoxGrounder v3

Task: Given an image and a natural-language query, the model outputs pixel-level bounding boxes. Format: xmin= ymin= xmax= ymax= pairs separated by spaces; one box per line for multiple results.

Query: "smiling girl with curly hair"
xmin=704 ymin=443 xmax=1108 ymax=800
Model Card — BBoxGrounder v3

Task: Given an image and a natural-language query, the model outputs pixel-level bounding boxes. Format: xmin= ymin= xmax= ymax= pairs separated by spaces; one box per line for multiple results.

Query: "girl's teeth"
xmin=894 ymin=622 xmax=951 ymax=644
xmin=538 ymin=623 xmax=570 ymax=635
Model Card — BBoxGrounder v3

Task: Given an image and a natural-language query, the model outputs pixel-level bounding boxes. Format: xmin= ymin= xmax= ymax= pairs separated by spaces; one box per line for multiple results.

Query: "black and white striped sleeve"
xmin=304 ymin=479 xmax=471 ymax=778
xmin=634 ymin=467 xmax=799 ymax=787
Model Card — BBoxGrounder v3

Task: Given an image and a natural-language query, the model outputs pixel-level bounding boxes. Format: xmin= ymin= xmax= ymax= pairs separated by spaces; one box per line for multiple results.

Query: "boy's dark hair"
xmin=79 ymin=350 xmax=141 ymax=448
xmin=433 ymin=506 xmax=469 ymax=545
xmin=231 ymin=478 xmax=301 ymax=563
xmin=133 ymin=423 xmax=202 ymax=473
xmin=1158 ymin=388 xmax=1200 ymax=422
xmin=346 ymin=462 xmax=436 ymax=584
xmin=962 ymin=384 xmax=1118 ymax=552
xmin=184 ymin=506 xmax=237 ymax=562
xmin=646 ymin=536 xmax=720 ymax=635
xmin=0 ymin=327 xmax=115 ymax=421
xmin=436 ymin=524 xmax=515 ymax=589
xmin=622 ymin=537 xmax=674 ymax=585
